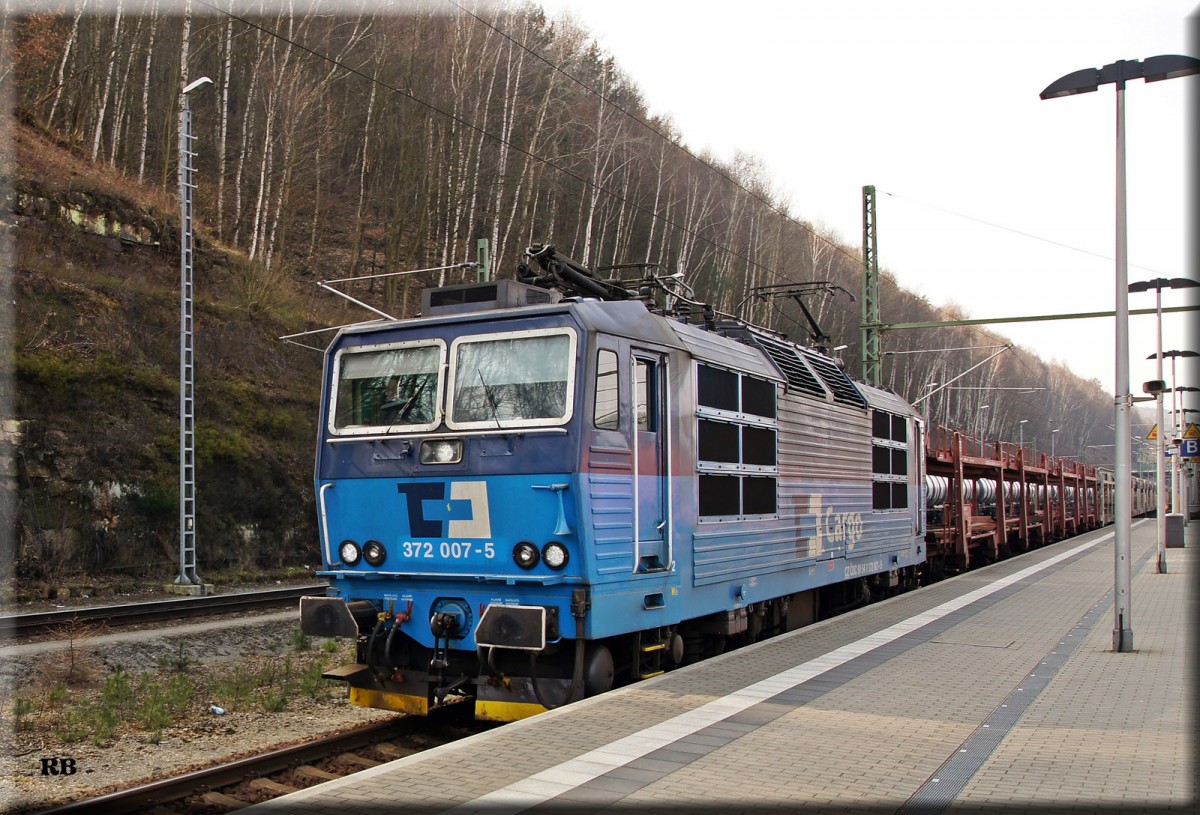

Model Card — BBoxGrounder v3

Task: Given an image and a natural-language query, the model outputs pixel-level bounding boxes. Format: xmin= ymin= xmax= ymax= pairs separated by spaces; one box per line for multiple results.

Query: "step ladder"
xmin=634 ymin=630 xmax=668 ymax=680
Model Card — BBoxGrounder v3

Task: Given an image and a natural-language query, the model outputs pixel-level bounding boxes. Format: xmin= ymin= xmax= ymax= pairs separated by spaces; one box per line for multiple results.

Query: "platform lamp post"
xmin=1176 ymin=392 xmax=1200 ymax=523
xmin=176 ymin=76 xmax=213 ymax=593
xmin=1129 ymin=280 xmax=1198 ymax=573
xmin=1019 ymin=419 xmax=1028 ymax=454
xmin=1051 ymin=428 xmax=1060 ymax=459
xmin=1161 ymin=356 xmax=1199 ymax=513
xmin=1041 ymin=54 xmax=1200 ymax=652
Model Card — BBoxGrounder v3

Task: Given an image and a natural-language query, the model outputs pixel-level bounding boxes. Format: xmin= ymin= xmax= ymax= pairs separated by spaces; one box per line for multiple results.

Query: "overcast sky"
xmin=537 ymin=0 xmax=1198 ymax=428
xmin=12 ymin=0 xmax=1195 ymax=425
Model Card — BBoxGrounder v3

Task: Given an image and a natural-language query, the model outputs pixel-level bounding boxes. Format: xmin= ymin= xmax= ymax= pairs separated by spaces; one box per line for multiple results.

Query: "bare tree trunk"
xmin=677 ymin=169 xmax=716 ymax=282
xmin=309 ymin=144 xmax=321 ymax=258
xmin=502 ymin=60 xmax=558 ymax=262
xmin=347 ymin=63 xmax=378 ymax=279
xmin=48 ymin=0 xmax=86 ymax=129
xmin=489 ymin=11 xmax=525 ymax=270
xmin=216 ymin=0 xmax=233 ymax=238
xmin=461 ymin=24 xmax=501 ymax=271
xmin=259 ymin=1 xmax=306 ymax=269
xmin=136 ymin=0 xmax=158 ymax=183
xmin=304 ymin=9 xmax=370 ymax=260
xmin=443 ymin=12 xmax=486 ymax=272
xmin=579 ymin=65 xmax=608 ymax=267
xmin=265 ymin=130 xmax=292 ymax=271
xmin=545 ymin=189 xmax=558 ymax=248
xmin=91 ymin=0 xmax=122 ymax=162
xmin=608 ymin=161 xmax=633 ymax=268
xmin=248 ymin=97 xmax=275 ymax=260
xmin=233 ymin=25 xmax=267 ymax=248
xmin=109 ymin=13 xmax=143 ymax=167
xmin=175 ymin=0 xmax=191 ymax=183
xmin=643 ymin=138 xmax=667 ymax=266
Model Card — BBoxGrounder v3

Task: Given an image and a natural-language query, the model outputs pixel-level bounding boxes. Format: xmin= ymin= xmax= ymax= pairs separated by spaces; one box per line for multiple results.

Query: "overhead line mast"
xmin=861 ymin=185 xmax=881 ymax=387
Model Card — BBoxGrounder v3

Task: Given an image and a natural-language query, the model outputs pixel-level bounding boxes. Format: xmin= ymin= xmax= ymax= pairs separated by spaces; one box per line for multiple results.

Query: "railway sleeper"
xmin=294 ymin=765 xmax=341 ymax=783
xmin=247 ymin=778 xmax=301 ymax=796
xmin=199 ymin=791 xmax=251 ymax=811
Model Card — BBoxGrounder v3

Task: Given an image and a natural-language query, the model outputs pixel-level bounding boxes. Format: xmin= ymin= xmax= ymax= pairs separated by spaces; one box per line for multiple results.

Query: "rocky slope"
xmin=4 ymin=115 xmax=339 ymax=587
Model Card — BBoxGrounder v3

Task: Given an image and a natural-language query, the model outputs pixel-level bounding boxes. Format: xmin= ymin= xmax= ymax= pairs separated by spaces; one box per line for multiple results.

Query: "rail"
xmin=0 ymin=584 xmax=329 ymax=640
xmin=31 ymin=706 xmax=483 ymax=815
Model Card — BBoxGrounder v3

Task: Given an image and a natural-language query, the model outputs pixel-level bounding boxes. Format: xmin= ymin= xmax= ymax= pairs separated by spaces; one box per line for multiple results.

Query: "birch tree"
xmin=136 ymin=0 xmax=159 ymax=182
xmin=46 ymin=0 xmax=86 ymax=129
xmin=90 ymin=0 xmax=122 ymax=162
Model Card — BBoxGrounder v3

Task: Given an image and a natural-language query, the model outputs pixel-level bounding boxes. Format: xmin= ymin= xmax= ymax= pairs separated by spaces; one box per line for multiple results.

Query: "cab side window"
xmin=594 ymin=349 xmax=620 ymax=430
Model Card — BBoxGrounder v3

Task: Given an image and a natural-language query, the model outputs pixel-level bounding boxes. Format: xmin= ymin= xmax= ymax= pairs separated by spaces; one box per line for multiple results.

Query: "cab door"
xmin=632 ymin=351 xmax=669 ymax=572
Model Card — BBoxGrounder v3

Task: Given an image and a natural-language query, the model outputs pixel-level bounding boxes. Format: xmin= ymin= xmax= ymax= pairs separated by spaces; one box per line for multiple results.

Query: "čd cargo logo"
xmin=396 ymin=481 xmax=492 ymax=539
xmin=807 ymin=494 xmax=864 ymax=551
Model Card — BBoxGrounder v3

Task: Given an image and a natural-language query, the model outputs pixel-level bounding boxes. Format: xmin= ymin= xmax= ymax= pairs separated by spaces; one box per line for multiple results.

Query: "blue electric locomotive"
xmin=301 ymin=244 xmax=926 ymax=722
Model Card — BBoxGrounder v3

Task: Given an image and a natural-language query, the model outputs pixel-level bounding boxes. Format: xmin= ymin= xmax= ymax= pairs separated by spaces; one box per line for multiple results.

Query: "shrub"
xmin=136 ymin=673 xmax=195 ymax=743
xmin=210 ymin=670 xmax=256 ymax=711
xmin=299 ymin=662 xmax=330 ymax=700
xmin=12 ymin=696 xmax=34 ymax=732
xmin=195 ymin=426 xmax=255 ymax=466
xmin=90 ymin=666 xmax=134 ymax=744
xmin=292 ymin=628 xmax=313 ymax=652
xmin=51 ymin=706 xmax=90 ymax=743
xmin=158 ymin=643 xmax=196 ymax=674
xmin=134 ymin=480 xmax=178 ymax=520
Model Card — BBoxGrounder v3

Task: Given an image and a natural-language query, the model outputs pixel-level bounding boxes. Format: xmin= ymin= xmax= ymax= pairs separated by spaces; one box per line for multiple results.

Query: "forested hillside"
xmin=2 ymin=2 xmax=1121 ymax=583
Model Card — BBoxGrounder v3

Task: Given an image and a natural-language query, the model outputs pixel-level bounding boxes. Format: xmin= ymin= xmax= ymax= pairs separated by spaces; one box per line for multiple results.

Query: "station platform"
xmin=249 ymin=519 xmax=1195 ymax=814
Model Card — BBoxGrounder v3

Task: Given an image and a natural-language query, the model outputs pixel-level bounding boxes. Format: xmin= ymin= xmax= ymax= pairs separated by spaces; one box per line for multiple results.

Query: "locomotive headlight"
xmin=363 ymin=539 xmax=387 ymax=567
xmin=338 ymin=540 xmax=361 ymax=566
xmin=513 ymin=541 xmax=540 ymax=570
xmin=420 ymin=439 xmax=463 ymax=464
xmin=541 ymin=541 xmax=569 ymax=570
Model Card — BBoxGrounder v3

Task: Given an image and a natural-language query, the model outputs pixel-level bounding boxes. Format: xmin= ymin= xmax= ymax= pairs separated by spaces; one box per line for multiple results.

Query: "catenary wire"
xmin=879 ymin=189 xmax=1167 ymax=277
xmin=191 ymin=0 xmax=825 ymax=298
xmin=447 ymin=3 xmax=1064 ymax=350
xmin=190 ymin=1 xmax=1051 ymax=361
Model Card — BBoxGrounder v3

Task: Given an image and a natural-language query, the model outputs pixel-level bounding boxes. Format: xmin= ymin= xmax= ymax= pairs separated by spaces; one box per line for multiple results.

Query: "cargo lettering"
xmin=809 ymin=495 xmax=864 ymax=551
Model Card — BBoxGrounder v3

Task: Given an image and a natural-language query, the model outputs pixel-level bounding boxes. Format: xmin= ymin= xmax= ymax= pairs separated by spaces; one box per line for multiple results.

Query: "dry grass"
xmin=4 ymin=632 xmax=352 ymax=750
xmin=12 ymin=116 xmax=177 ymax=217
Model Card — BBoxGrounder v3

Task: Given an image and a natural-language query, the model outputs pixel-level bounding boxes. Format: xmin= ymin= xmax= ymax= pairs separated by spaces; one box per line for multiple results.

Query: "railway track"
xmin=10 ymin=536 xmax=1114 ymax=815
xmin=0 ymin=585 xmax=329 ymax=640
xmin=29 ymin=705 xmax=488 ymax=815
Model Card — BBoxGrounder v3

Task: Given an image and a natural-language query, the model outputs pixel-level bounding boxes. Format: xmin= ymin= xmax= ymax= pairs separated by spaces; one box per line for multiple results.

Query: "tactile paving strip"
xmin=894 ymin=545 xmax=1155 ymax=815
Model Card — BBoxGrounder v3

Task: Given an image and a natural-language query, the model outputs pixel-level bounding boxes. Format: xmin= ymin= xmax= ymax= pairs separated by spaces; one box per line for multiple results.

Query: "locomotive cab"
xmin=303 ymin=278 xmax=690 ymax=720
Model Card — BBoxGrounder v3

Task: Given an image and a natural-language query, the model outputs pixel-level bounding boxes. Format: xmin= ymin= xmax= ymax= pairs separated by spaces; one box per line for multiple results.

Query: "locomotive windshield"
xmin=447 ymin=328 xmax=576 ymax=429
xmin=329 ymin=329 xmax=577 ymax=435
xmin=332 ymin=341 xmax=444 ymax=433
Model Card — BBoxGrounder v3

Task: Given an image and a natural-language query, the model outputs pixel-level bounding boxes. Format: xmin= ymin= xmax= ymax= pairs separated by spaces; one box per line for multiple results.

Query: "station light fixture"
xmin=1129 ymin=280 xmax=1197 ymax=576
xmin=1041 ymin=53 xmax=1200 ymax=652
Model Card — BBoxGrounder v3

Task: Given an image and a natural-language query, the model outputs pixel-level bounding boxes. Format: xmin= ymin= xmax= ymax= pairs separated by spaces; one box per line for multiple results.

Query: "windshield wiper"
xmin=477 ymin=369 xmax=504 ymax=429
xmin=384 ymin=377 xmax=428 ymax=431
